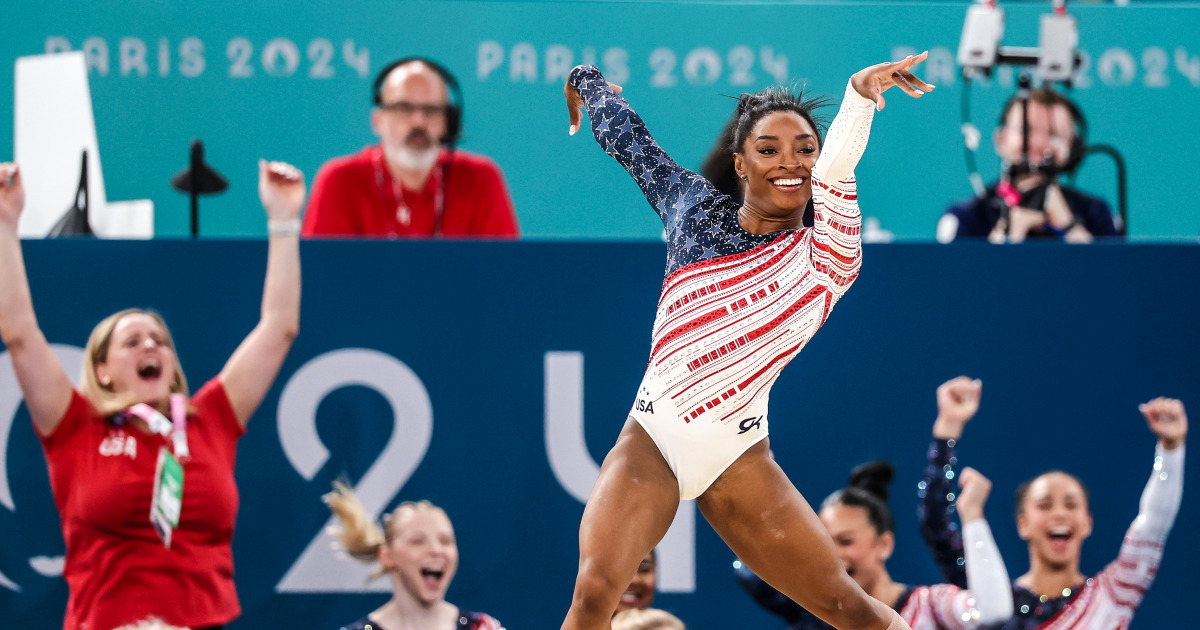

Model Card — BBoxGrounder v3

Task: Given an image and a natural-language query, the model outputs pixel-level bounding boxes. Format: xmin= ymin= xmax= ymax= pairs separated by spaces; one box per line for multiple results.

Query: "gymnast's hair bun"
xmin=847 ymin=460 xmax=895 ymax=501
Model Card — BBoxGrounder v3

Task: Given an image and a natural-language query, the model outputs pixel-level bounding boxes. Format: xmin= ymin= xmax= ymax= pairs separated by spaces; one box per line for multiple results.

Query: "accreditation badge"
xmin=150 ymin=446 xmax=185 ymax=548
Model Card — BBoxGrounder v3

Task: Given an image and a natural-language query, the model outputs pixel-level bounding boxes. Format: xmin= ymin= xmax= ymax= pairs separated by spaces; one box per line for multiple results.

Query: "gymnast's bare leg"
xmin=561 ymin=419 xmax=681 ymax=630
xmin=699 ymin=439 xmax=908 ymax=630
xmin=561 ymin=429 xmax=907 ymax=630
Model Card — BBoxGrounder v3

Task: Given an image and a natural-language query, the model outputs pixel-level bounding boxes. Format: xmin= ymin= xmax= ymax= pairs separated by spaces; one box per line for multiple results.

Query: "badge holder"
xmin=129 ymin=394 xmax=188 ymax=548
xmin=151 ymin=447 xmax=184 ymax=548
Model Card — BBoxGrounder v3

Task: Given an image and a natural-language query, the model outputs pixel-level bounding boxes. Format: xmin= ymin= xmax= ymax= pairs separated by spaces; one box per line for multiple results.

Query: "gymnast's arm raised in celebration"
xmin=565 ymin=65 xmax=723 ymax=228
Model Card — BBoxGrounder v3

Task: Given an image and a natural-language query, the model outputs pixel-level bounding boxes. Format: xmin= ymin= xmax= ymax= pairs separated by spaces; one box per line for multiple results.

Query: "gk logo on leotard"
xmin=737 ymin=416 xmax=762 ymax=434
xmin=635 ymin=398 xmax=655 ymax=414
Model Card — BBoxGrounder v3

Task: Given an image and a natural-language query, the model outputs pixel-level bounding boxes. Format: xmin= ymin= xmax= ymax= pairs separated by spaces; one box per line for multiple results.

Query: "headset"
xmin=372 ymin=56 xmax=464 ymax=149
xmin=997 ymin=87 xmax=1088 ymax=177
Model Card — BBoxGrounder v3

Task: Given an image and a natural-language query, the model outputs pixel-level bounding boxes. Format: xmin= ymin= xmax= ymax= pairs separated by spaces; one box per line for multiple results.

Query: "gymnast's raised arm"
xmin=808 ymin=53 xmax=933 ymax=294
xmin=565 ymin=65 xmax=720 ymax=227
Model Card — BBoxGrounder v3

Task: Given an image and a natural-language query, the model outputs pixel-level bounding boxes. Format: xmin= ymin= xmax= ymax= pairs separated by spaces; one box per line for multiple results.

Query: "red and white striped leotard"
xmin=636 ymin=85 xmax=872 ymax=499
xmin=573 ymin=65 xmax=877 ymax=499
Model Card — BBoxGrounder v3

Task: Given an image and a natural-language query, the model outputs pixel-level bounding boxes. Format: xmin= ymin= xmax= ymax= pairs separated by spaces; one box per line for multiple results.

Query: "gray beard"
xmin=384 ymin=142 xmax=439 ymax=172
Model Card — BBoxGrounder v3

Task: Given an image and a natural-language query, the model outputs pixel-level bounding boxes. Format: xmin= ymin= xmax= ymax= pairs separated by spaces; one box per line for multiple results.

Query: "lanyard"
xmin=372 ymin=148 xmax=446 ymax=237
xmin=126 ymin=393 xmax=189 ymax=461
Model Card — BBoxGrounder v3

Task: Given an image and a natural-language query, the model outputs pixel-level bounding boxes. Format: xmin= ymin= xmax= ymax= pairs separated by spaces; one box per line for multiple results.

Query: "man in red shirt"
xmin=302 ymin=58 xmax=519 ymax=238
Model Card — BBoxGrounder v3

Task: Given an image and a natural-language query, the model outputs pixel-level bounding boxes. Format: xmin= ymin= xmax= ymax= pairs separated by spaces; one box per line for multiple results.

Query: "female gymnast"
xmin=0 ymin=159 xmax=303 ymax=630
xmin=736 ymin=461 xmax=1012 ymax=629
xmin=324 ymin=483 xmax=503 ymax=630
xmin=921 ymin=376 xmax=1186 ymax=629
xmin=560 ymin=52 xmax=934 ymax=630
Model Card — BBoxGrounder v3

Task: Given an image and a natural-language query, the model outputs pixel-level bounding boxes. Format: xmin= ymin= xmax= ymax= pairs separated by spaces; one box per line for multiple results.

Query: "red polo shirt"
xmin=302 ymin=145 xmax=519 ymax=238
xmin=38 ymin=379 xmax=243 ymax=630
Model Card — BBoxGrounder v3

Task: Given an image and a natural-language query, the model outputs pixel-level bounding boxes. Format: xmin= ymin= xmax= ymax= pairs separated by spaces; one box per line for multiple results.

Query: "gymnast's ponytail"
xmin=324 ymin=481 xmax=388 ymax=568
xmin=324 ymin=482 xmax=450 ymax=580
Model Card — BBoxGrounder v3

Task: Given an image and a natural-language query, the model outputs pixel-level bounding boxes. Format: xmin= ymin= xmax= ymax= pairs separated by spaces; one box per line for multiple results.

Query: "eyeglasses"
xmin=378 ymin=101 xmax=448 ymax=118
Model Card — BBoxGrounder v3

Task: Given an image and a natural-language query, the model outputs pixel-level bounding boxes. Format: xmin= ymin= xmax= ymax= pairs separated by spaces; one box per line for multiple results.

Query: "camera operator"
xmin=938 ymin=89 xmax=1118 ymax=243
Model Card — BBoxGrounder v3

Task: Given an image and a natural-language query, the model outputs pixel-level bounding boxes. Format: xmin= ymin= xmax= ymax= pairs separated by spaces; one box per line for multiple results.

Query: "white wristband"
xmin=268 ymin=218 xmax=301 ymax=236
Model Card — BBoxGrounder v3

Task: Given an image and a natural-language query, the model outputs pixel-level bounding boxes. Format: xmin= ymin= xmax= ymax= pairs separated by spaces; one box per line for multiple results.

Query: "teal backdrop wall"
xmin=0 ymin=241 xmax=1197 ymax=629
xmin=1 ymin=1 xmax=1199 ymax=240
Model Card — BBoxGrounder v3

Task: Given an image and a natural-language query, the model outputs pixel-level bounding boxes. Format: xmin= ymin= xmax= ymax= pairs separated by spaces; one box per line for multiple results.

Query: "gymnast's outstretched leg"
xmin=561 ymin=419 xmax=682 ymax=630
xmin=698 ymin=440 xmax=910 ymax=630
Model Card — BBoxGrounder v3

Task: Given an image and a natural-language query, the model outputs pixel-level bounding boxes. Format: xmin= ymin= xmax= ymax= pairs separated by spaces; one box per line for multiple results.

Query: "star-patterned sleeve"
xmin=807 ymin=80 xmax=873 ymax=295
xmin=918 ymin=438 xmax=969 ymax=588
xmin=569 ymin=65 xmax=721 ymax=227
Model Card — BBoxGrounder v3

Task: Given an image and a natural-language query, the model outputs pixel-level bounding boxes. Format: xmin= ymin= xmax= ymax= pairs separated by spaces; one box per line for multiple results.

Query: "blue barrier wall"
xmin=0 ymin=241 xmax=1196 ymax=628
xmin=1 ymin=1 xmax=1199 ymax=239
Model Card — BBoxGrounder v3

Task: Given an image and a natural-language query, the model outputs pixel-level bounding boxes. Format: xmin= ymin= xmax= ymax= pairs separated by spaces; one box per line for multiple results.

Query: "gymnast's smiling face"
xmin=1017 ymin=472 xmax=1092 ymax=571
xmin=820 ymin=502 xmax=893 ymax=594
xmin=381 ymin=506 xmax=459 ymax=606
xmin=734 ymin=111 xmax=820 ymax=218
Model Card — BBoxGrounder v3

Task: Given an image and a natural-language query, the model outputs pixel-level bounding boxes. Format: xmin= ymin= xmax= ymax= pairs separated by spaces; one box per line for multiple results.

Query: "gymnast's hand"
xmin=955 ymin=467 xmax=992 ymax=524
xmin=0 ymin=163 xmax=26 ymax=229
xmin=565 ymin=66 xmax=623 ymax=136
xmin=1141 ymin=397 xmax=1187 ymax=451
xmin=933 ymin=376 xmax=982 ymax=440
xmin=258 ymin=160 xmax=306 ymax=221
xmin=850 ymin=51 xmax=934 ymax=111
